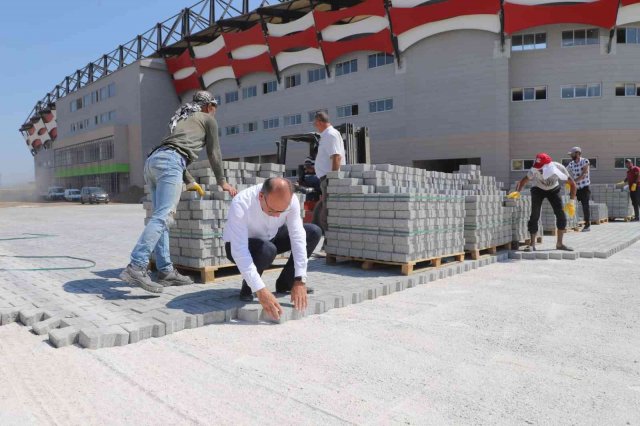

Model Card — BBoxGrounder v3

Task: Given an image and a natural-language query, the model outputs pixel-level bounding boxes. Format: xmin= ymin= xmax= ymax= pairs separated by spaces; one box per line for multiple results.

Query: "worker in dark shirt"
xmin=623 ymin=158 xmax=640 ymax=221
xmin=121 ymin=90 xmax=237 ymax=293
xmin=299 ymin=157 xmax=321 ymax=202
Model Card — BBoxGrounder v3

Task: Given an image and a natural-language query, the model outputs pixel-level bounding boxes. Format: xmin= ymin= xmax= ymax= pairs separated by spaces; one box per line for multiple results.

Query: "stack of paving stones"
xmin=503 ymin=195 xmax=536 ymax=243
xmin=590 ymin=184 xmax=634 ymax=219
xmin=458 ymin=165 xmax=511 ymax=251
xmin=538 ymin=193 xmax=579 ymax=232
xmin=324 ymin=164 xmax=466 ymax=263
xmin=577 ymin=202 xmax=609 ymax=223
xmin=143 ymin=160 xmax=295 ymax=269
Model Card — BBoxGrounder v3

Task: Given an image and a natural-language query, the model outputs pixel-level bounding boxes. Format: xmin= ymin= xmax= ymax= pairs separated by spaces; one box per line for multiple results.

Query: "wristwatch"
xmin=294 ymin=276 xmax=307 ymax=284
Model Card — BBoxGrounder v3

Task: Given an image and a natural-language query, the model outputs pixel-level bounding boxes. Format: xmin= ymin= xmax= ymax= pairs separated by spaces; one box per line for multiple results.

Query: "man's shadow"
xmin=63 ymin=268 xmax=159 ymax=300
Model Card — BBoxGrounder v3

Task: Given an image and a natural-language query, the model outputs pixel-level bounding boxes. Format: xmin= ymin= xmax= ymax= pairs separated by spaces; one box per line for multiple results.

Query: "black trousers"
xmin=225 ymin=223 xmax=322 ymax=293
xmin=576 ymin=186 xmax=591 ymax=225
xmin=528 ymin=186 xmax=566 ymax=234
xmin=631 ymin=190 xmax=640 ymax=220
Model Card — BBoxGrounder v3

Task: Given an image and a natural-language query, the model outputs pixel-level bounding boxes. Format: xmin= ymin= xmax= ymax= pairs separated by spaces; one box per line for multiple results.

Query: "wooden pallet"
xmin=590 ymin=218 xmax=609 ymax=225
xmin=466 ymin=243 xmax=511 ymax=260
xmin=608 ymin=216 xmax=635 ymax=222
xmin=149 ymin=260 xmax=284 ymax=284
xmin=325 ymin=252 xmax=465 ymax=275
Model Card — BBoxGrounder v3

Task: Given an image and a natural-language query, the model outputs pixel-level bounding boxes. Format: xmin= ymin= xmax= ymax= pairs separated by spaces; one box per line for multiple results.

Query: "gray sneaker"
xmin=157 ymin=269 xmax=194 ymax=287
xmin=120 ymin=264 xmax=163 ymax=293
xmin=581 ymin=226 xmax=591 ymax=232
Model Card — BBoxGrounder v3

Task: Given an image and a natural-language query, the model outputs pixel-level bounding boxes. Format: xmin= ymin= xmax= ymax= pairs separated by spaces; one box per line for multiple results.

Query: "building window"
xmin=368 ymin=53 xmax=394 ymax=68
xmin=511 ymin=86 xmax=547 ymax=102
xmin=108 ymin=82 xmax=116 ymax=97
xmin=615 ymin=157 xmax=640 ymax=169
xmin=284 ymin=73 xmax=301 ymax=89
xmin=214 ymin=95 xmax=221 ymax=105
xmin=225 ymin=91 xmax=239 ymax=103
xmin=263 ymin=117 xmax=280 ymax=129
xmin=308 ymin=68 xmax=326 ymax=83
xmin=335 ymin=59 xmax=357 ymax=76
xmin=337 ymin=104 xmax=359 ymax=118
xmin=99 ymin=86 xmax=109 ymax=101
xmin=242 ymin=86 xmax=257 ymax=99
xmin=562 ymin=28 xmax=600 ymax=47
xmin=615 ymin=83 xmax=640 ymax=97
xmin=99 ymin=110 xmax=116 ymax=124
xmin=511 ymin=33 xmax=546 ymax=51
xmin=369 ymin=98 xmax=393 ymax=113
xmin=511 ymin=159 xmax=536 ymax=171
xmin=242 ymin=122 xmax=258 ymax=133
xmin=54 ymin=136 xmax=114 ymax=167
xmin=225 ymin=125 xmax=240 ymax=136
xmin=70 ymin=98 xmax=82 ymax=112
xmin=263 ymin=80 xmax=278 ymax=94
xmin=284 ymin=113 xmax=302 ymax=127
xmin=617 ymin=27 xmax=640 ymax=44
xmin=561 ymin=158 xmax=598 ymax=169
xmin=83 ymin=94 xmax=92 ymax=107
xmin=561 ymin=83 xmax=601 ymax=99
xmin=308 ymin=109 xmax=328 ymax=122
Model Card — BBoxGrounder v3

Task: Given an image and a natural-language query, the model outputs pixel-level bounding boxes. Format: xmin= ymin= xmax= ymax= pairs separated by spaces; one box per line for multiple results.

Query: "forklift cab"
xmin=276 ymin=123 xmax=371 ymax=179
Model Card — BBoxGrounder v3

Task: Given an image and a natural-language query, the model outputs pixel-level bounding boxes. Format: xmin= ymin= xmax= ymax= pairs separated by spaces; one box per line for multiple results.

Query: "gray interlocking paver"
xmin=1 ymin=204 xmax=639 ymax=349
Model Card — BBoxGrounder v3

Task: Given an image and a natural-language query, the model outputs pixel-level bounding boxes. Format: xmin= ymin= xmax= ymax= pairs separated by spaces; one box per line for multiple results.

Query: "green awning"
xmin=55 ymin=163 xmax=130 ymax=178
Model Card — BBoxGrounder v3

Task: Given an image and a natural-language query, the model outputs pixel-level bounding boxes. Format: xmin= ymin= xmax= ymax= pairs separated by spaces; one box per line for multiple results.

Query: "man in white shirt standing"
xmin=223 ymin=177 xmax=322 ymax=319
xmin=566 ymin=146 xmax=592 ymax=232
xmin=312 ymin=111 xmax=346 ymax=233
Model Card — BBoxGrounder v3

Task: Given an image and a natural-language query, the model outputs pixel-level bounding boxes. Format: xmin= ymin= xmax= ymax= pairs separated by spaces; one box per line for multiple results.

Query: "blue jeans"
xmin=130 ymin=149 xmax=185 ymax=272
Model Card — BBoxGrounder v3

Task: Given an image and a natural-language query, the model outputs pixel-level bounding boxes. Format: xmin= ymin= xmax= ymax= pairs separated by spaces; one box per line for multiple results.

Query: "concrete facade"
xmin=35 ymin=25 xmax=640 ymax=192
xmin=39 ymin=59 xmax=178 ymax=195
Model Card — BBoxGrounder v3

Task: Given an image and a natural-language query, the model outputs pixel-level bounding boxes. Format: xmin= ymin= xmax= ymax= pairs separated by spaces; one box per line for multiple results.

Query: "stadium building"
xmin=19 ymin=0 xmax=640 ymax=197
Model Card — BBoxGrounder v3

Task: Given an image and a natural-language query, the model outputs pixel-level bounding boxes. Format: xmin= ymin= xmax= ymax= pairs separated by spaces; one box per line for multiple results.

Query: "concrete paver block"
xmin=238 ymin=305 xmax=262 ymax=323
xmin=121 ymin=319 xmax=161 ymax=343
xmin=32 ymin=316 xmax=63 ymax=335
xmin=78 ymin=326 xmax=130 ymax=349
xmin=19 ymin=308 xmax=45 ymax=326
xmin=49 ymin=326 xmax=81 ymax=348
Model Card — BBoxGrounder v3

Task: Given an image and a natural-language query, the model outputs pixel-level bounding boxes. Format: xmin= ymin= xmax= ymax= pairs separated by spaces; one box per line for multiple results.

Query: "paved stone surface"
xmin=509 ymin=221 xmax=640 ymax=260
xmin=1 ymin=204 xmax=638 ymax=349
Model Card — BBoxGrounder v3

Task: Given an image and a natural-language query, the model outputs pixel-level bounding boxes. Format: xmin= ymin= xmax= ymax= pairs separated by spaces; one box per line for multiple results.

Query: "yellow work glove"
xmin=616 ymin=181 xmax=625 ymax=186
xmin=565 ymin=183 xmax=570 ymax=191
xmin=632 ymin=183 xmax=638 ymax=192
xmin=186 ymin=182 xmax=205 ymax=197
xmin=506 ymin=191 xmax=521 ymax=199
xmin=564 ymin=199 xmax=576 ymax=218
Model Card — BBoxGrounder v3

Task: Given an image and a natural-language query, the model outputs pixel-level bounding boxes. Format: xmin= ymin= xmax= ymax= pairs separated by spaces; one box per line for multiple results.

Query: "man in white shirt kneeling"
xmin=223 ymin=177 xmax=322 ymax=320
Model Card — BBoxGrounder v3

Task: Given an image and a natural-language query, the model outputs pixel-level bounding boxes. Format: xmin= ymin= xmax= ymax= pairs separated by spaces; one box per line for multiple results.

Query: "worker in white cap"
xmin=566 ymin=147 xmax=592 ymax=232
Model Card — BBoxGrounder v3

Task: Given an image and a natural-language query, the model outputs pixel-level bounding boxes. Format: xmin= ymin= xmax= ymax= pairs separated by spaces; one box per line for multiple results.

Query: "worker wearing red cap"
xmin=509 ymin=153 xmax=577 ymax=251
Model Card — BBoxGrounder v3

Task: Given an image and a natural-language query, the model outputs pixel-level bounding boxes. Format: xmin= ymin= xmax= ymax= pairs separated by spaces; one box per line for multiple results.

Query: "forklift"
xmin=276 ymin=123 xmax=371 ymax=223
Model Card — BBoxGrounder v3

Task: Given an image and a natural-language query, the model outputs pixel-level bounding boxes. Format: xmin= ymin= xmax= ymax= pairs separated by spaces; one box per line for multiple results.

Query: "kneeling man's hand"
xmin=256 ymin=288 xmax=283 ymax=320
xmin=291 ymin=281 xmax=308 ymax=312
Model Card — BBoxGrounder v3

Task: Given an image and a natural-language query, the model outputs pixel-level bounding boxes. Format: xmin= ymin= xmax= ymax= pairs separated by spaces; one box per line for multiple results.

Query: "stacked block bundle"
xmin=539 ymin=193 xmax=579 ymax=232
xmin=143 ymin=160 xmax=289 ymax=269
xmin=503 ymin=195 xmax=536 ymax=243
xmin=577 ymin=202 xmax=609 ymax=223
xmin=457 ymin=165 xmax=511 ymax=251
xmin=324 ymin=164 xmax=466 ymax=263
xmin=590 ymin=184 xmax=634 ymax=219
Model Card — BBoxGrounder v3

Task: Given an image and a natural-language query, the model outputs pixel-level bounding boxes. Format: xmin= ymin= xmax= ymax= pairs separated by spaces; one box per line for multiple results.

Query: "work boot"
xmin=239 ymin=281 xmax=254 ymax=302
xmin=120 ymin=264 xmax=163 ymax=294
xmin=157 ymin=269 xmax=193 ymax=287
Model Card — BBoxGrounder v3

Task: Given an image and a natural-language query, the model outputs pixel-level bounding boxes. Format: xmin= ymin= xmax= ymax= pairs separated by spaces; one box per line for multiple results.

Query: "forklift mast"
xmin=276 ymin=123 xmax=370 ymax=168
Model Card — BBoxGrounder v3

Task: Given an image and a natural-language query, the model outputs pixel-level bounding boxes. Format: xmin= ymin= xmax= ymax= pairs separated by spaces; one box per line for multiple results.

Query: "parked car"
xmin=46 ymin=186 xmax=66 ymax=201
xmin=81 ymin=187 xmax=110 ymax=204
xmin=64 ymin=189 xmax=81 ymax=202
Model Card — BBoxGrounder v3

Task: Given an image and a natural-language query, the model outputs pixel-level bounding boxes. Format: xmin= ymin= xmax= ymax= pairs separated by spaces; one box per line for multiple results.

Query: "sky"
xmin=0 ymin=0 xmax=265 ymax=187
